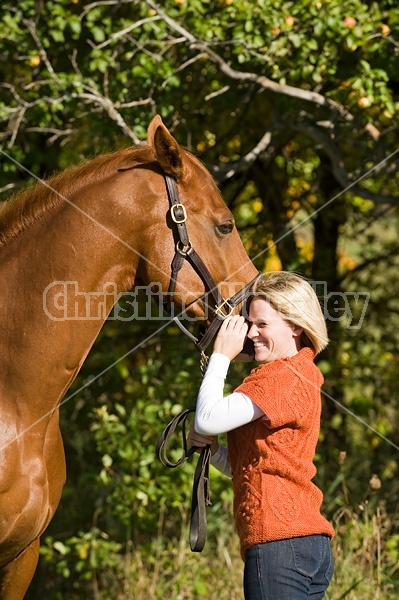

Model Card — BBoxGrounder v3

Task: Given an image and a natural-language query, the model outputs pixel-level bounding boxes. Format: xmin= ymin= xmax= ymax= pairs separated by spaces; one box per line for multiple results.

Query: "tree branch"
xmin=0 ymin=182 xmax=19 ymax=196
xmin=79 ymin=0 xmax=136 ymax=21
xmin=91 ymin=15 xmax=162 ymax=51
xmin=212 ymin=128 xmax=274 ymax=185
xmin=341 ymin=245 xmax=399 ymax=282
xmin=145 ymin=0 xmax=380 ymax=142
xmin=23 ymin=18 xmax=60 ymax=83
xmin=1 ymin=85 xmax=144 ymax=147
xmin=284 ymin=120 xmax=399 ymax=206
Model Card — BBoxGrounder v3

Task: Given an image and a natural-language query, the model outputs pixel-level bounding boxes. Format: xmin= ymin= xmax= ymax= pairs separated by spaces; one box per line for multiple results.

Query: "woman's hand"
xmin=213 ymin=315 xmax=249 ymax=361
xmin=187 ymin=426 xmax=219 ymax=456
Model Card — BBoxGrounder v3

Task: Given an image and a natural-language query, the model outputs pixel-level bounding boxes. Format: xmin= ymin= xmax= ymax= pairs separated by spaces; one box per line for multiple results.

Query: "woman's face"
xmin=247 ymin=297 xmax=301 ymax=363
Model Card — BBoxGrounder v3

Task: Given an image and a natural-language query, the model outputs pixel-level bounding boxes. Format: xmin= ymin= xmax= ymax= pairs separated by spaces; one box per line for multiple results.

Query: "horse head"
xmin=132 ymin=115 xmax=257 ymax=327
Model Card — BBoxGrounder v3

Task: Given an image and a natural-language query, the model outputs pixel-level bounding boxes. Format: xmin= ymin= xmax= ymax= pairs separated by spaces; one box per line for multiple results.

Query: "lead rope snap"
xmin=200 ymin=351 xmax=209 ymax=375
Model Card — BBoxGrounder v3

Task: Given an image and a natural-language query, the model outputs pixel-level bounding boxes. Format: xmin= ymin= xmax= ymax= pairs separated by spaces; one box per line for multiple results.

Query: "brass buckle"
xmin=214 ymin=297 xmax=235 ymax=318
xmin=176 ymin=240 xmax=192 ymax=256
xmin=171 ymin=203 xmax=187 ymax=224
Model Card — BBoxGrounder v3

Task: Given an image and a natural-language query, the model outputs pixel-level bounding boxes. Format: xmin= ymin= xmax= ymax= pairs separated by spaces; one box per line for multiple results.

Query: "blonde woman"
xmin=188 ymin=272 xmax=334 ymax=600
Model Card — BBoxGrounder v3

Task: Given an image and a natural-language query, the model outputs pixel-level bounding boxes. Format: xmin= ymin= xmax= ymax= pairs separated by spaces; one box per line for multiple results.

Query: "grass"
xmin=34 ymin=480 xmax=399 ymax=600
xmin=72 ymin=500 xmax=398 ymax=600
xmin=327 ymin=500 xmax=398 ymax=599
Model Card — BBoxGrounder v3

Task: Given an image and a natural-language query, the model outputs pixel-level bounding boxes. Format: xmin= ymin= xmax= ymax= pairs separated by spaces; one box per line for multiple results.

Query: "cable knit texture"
xmin=228 ymin=347 xmax=335 ymax=559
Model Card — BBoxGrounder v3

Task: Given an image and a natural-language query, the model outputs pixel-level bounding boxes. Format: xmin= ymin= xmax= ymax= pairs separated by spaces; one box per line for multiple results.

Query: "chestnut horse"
xmin=0 ymin=116 xmax=257 ymax=598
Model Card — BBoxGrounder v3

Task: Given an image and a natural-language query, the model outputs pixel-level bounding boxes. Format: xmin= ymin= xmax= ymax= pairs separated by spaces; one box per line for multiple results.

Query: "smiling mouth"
xmin=253 ymin=342 xmax=268 ymax=348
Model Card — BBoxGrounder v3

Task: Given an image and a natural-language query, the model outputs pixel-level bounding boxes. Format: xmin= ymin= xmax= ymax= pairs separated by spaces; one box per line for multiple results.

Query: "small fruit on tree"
xmin=344 ymin=16 xmax=356 ymax=28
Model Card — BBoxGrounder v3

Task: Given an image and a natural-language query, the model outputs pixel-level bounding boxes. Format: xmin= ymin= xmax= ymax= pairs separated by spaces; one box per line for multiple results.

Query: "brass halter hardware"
xmin=213 ymin=297 xmax=235 ymax=318
xmin=170 ymin=203 xmax=187 ymax=224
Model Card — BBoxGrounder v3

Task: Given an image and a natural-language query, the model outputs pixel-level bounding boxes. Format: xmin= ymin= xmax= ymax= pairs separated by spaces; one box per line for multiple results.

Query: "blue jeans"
xmin=244 ymin=535 xmax=334 ymax=599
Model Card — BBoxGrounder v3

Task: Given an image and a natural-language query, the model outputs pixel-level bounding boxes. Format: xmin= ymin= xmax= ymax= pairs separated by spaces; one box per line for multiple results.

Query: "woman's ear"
xmin=292 ymin=326 xmax=303 ymax=337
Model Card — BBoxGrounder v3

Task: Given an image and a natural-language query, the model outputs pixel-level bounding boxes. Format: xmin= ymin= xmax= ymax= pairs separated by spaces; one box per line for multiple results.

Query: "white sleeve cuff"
xmin=210 ymin=444 xmax=232 ymax=478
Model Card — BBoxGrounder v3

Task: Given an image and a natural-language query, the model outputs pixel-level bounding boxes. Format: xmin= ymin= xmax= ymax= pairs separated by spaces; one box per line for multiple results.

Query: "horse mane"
xmin=0 ymin=145 xmax=154 ymax=249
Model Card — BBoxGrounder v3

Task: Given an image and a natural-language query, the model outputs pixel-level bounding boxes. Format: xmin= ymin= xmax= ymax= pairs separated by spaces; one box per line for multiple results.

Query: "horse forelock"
xmin=0 ymin=146 xmax=154 ymax=249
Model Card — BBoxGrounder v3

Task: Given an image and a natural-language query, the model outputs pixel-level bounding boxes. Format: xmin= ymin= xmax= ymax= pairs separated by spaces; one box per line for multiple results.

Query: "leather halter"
xmin=163 ymin=172 xmax=258 ymax=363
xmin=157 ymin=172 xmax=258 ymax=553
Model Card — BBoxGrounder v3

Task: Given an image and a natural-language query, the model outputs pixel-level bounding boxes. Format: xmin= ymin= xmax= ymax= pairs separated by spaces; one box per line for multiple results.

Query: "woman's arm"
xmin=186 ymin=427 xmax=232 ymax=478
xmin=210 ymin=443 xmax=232 ymax=478
xmin=194 ymin=353 xmax=264 ymax=436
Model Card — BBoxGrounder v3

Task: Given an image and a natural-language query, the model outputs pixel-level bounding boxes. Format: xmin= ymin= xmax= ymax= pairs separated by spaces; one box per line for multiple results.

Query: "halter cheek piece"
xmin=162 ymin=172 xmax=258 ymax=364
xmin=157 ymin=172 xmax=259 ymax=553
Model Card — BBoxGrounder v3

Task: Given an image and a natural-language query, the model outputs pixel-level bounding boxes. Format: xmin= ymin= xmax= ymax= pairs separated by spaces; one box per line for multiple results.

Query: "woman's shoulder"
xmin=248 ymin=347 xmax=322 ymax=384
xmin=251 ymin=347 xmax=314 ymax=372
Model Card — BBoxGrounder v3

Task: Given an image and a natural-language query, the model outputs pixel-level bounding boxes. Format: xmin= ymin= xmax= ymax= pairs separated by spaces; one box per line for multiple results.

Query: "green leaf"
xmin=53 ymin=541 xmax=69 ymax=556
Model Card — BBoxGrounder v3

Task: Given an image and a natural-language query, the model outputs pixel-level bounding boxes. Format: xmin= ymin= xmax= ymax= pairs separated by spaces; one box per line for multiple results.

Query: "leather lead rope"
xmin=156 ymin=407 xmax=211 ymax=552
xmin=189 ymin=444 xmax=212 ymax=552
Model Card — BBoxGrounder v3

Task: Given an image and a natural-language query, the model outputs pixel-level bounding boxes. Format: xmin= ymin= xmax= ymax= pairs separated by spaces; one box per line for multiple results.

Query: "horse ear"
xmin=147 ymin=115 xmax=184 ymax=180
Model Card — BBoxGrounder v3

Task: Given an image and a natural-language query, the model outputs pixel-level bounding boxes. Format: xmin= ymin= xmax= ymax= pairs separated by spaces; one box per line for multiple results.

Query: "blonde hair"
xmin=248 ymin=272 xmax=329 ymax=355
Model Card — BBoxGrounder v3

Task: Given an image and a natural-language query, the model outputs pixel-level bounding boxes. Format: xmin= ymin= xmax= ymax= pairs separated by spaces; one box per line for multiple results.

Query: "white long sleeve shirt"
xmin=194 ymin=353 xmax=265 ymax=477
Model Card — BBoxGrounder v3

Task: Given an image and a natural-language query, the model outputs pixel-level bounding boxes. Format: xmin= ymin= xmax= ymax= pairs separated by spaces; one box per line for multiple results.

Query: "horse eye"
xmin=216 ymin=220 xmax=234 ymax=235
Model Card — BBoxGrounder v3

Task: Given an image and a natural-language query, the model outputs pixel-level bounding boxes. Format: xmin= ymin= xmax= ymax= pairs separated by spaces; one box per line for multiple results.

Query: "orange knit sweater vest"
xmin=228 ymin=347 xmax=334 ymax=559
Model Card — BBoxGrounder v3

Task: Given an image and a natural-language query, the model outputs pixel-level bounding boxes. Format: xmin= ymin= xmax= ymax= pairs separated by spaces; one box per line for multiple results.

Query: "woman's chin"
xmin=254 ymin=348 xmax=272 ymax=363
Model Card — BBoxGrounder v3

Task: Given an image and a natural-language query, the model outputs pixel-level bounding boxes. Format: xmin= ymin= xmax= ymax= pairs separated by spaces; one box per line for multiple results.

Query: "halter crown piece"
xmin=156 ymin=172 xmax=258 ymax=552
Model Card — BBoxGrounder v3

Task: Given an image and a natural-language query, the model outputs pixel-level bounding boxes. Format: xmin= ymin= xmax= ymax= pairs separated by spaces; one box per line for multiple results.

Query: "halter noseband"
xmin=162 ymin=172 xmax=258 ymax=361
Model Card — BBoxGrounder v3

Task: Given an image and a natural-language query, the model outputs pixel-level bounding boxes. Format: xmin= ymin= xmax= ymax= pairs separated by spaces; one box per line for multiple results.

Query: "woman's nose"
xmin=247 ymin=323 xmax=257 ymax=339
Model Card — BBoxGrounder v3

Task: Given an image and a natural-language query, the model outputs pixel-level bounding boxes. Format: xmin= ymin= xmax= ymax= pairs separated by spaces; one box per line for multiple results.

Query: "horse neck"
xmin=0 ymin=187 xmax=141 ymax=417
